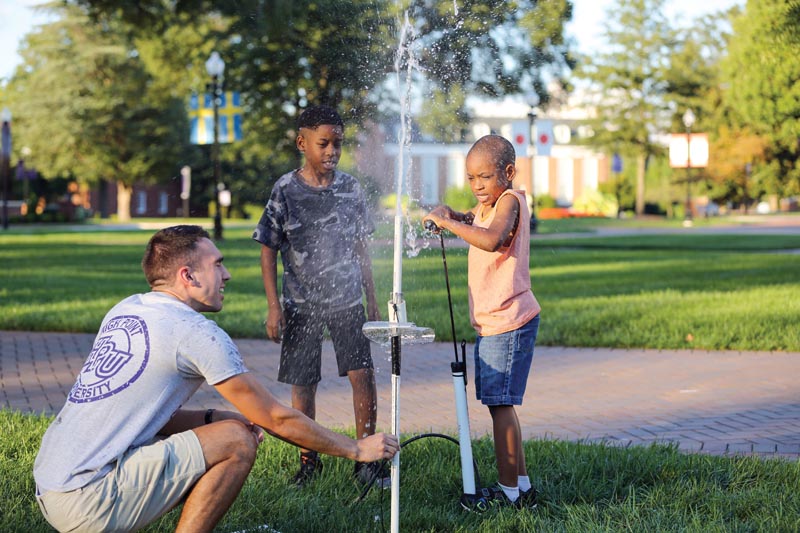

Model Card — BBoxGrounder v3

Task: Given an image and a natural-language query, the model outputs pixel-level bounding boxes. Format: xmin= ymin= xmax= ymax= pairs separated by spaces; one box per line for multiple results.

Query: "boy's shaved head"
xmin=297 ymin=105 xmax=344 ymax=130
xmin=468 ymin=135 xmax=516 ymax=175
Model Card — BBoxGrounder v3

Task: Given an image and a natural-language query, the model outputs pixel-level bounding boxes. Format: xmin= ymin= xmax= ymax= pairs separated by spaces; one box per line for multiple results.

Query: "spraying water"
xmin=390 ymin=11 xmax=417 ymax=318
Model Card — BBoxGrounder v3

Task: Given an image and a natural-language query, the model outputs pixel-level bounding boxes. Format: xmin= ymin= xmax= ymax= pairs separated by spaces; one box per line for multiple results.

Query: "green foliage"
xmin=723 ymin=0 xmax=800 ymax=196
xmin=4 ymin=409 xmax=800 ymax=531
xmin=418 ymin=84 xmax=470 ymax=142
xmin=379 ymin=193 xmax=415 ymax=212
xmin=442 ymin=186 xmax=476 ymax=212
xmin=599 ymin=174 xmax=634 ymax=213
xmin=535 ymin=193 xmax=558 ymax=209
xmin=577 ymin=0 xmax=675 ymax=215
xmin=2 ymin=0 xmax=580 ymax=225
xmin=409 ymin=0 xmax=573 ymax=104
xmin=571 ymin=189 xmax=618 ymax=217
xmin=5 ymin=3 xmax=194 ymax=220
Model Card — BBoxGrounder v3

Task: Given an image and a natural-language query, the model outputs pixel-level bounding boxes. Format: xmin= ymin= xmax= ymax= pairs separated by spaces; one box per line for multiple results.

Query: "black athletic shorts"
xmin=278 ymin=303 xmax=373 ymax=385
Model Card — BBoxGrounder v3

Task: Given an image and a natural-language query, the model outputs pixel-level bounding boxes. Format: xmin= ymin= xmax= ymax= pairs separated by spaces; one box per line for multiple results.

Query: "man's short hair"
xmin=297 ymin=105 xmax=344 ymax=130
xmin=142 ymin=225 xmax=210 ymax=287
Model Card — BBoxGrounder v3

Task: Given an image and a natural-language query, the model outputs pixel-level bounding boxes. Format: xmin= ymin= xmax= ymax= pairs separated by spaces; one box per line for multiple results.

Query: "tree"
xmin=70 ymin=0 xmax=397 ymax=189
xmin=407 ymin=0 xmax=574 ymax=141
xmin=576 ymin=0 xmax=674 ymax=216
xmin=12 ymin=0 xmax=576 ymax=215
xmin=723 ymin=0 xmax=800 ymax=197
xmin=6 ymin=3 xmax=190 ymax=220
xmin=663 ymin=7 xmax=763 ymax=209
xmin=418 ymin=85 xmax=468 ymax=142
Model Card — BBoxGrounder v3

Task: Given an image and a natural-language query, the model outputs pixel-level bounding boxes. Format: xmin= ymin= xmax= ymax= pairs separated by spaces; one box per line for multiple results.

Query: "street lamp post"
xmin=527 ymin=92 xmax=539 ymax=233
xmin=206 ymin=51 xmax=225 ymax=241
xmin=1 ymin=108 xmax=11 ymax=230
xmin=682 ymin=108 xmax=695 ymax=226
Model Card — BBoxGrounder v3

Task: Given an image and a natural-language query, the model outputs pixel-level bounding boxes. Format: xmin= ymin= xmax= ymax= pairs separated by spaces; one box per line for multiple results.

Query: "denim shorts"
xmin=279 ymin=303 xmax=373 ymax=385
xmin=473 ymin=314 xmax=540 ymax=406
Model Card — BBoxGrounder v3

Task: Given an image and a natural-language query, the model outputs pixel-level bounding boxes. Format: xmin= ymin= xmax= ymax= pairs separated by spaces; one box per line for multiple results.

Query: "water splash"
xmin=393 ymin=11 xmax=433 ymax=260
xmin=392 ymin=11 xmax=419 ymax=286
xmin=362 ymin=321 xmax=435 ymax=349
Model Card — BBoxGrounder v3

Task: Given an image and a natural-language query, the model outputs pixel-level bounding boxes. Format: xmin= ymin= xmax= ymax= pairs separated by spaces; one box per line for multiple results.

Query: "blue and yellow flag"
xmin=189 ymin=91 xmax=243 ymax=145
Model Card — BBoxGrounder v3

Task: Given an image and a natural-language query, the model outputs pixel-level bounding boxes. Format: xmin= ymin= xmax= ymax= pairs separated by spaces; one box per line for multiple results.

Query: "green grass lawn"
xmin=4 ymin=410 xmax=799 ymax=532
xmin=2 ymin=222 xmax=800 ymax=531
xmin=1 ymin=226 xmax=798 ymax=351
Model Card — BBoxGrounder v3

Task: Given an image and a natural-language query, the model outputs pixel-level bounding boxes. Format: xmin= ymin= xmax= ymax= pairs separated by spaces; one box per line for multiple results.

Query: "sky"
xmin=566 ymin=0 xmax=744 ymax=54
xmin=0 ymin=0 xmax=744 ymax=82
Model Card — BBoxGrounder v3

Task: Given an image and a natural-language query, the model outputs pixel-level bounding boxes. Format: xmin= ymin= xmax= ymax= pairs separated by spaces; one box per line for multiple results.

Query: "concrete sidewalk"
xmin=2 ymin=330 xmax=799 ymax=459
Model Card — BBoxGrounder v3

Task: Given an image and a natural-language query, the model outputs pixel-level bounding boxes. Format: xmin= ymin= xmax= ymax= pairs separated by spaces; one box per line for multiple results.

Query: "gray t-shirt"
xmin=34 ymin=292 xmax=247 ymax=493
xmin=252 ymin=169 xmax=374 ymax=312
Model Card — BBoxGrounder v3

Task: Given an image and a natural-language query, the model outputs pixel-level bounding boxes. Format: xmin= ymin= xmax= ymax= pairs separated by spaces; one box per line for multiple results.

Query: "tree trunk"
xmin=635 ymin=154 xmax=646 ymax=216
xmin=116 ymin=182 xmax=132 ymax=222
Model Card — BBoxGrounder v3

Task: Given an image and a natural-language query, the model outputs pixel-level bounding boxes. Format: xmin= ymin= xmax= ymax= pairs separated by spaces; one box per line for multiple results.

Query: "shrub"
xmin=535 ymin=193 xmax=558 ymax=209
xmin=572 ymin=189 xmax=618 ymax=217
xmin=442 ymin=186 xmax=476 ymax=211
xmin=379 ymin=193 xmax=416 ymax=212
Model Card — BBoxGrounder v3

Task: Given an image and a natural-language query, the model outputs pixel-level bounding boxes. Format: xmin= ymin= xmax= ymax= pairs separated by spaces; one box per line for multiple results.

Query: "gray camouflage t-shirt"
xmin=253 ymin=169 xmax=374 ymax=312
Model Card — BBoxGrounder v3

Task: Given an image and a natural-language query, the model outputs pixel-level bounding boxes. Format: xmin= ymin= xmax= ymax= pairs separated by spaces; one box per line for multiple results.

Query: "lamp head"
xmin=205 ymin=51 xmax=225 ymax=78
xmin=682 ymin=109 xmax=695 ymax=129
xmin=526 ymin=91 xmax=540 ymax=109
xmin=1 ymin=107 xmax=11 ymax=123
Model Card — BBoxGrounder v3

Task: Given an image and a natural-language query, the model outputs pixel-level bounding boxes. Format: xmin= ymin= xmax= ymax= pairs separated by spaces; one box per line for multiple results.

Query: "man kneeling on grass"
xmin=33 ymin=225 xmax=398 ymax=533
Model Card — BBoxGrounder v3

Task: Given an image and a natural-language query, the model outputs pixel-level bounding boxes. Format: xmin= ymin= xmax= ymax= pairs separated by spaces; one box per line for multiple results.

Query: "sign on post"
xmin=669 ymin=133 xmax=709 ymax=168
xmin=510 ymin=120 xmax=530 ymax=157
xmin=189 ymin=91 xmax=243 ymax=145
xmin=535 ymin=119 xmax=553 ymax=157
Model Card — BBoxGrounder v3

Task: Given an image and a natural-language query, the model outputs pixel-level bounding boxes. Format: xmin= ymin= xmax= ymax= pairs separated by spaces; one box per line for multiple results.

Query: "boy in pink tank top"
xmin=423 ymin=135 xmax=541 ymax=510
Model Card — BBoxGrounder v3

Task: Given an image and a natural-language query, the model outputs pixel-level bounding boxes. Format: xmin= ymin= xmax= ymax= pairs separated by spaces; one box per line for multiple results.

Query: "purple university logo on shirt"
xmin=69 ymin=315 xmax=150 ymax=403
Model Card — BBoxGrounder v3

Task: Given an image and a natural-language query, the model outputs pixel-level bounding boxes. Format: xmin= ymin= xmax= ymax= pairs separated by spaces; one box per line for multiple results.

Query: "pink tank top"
xmin=468 ymin=189 xmax=541 ymax=336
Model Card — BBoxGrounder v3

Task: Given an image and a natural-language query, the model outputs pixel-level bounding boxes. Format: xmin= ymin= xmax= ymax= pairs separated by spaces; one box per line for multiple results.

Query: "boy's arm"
xmin=423 ymin=195 xmax=519 ymax=252
xmin=260 ymin=245 xmax=285 ymax=342
xmin=355 ymin=238 xmax=380 ymax=321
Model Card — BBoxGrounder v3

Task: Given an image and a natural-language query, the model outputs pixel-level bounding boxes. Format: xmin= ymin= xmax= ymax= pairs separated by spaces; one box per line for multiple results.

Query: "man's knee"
xmin=199 ymin=420 xmax=258 ymax=469
xmin=226 ymin=420 xmax=259 ymax=464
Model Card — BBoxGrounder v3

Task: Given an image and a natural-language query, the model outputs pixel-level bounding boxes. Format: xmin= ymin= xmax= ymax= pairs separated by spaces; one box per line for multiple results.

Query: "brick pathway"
xmin=3 ymin=330 xmax=799 ymax=458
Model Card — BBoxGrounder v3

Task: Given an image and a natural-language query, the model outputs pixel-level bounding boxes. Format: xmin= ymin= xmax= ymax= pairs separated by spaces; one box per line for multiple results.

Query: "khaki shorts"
xmin=36 ymin=431 xmax=206 ymax=532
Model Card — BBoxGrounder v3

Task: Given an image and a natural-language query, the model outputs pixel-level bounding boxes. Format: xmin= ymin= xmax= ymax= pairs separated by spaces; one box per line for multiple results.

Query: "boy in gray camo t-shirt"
xmin=253 ymin=105 xmax=387 ymax=487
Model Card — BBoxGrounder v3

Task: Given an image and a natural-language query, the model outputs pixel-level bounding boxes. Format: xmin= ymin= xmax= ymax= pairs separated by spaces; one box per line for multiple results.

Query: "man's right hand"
xmin=265 ymin=308 xmax=285 ymax=343
xmin=355 ymin=432 xmax=400 ymax=463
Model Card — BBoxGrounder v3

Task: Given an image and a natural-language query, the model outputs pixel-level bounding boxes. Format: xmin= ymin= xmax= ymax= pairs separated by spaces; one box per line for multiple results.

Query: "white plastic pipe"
xmin=451 ymin=365 xmax=476 ymax=495
xmin=390 ymin=373 xmax=401 ymax=533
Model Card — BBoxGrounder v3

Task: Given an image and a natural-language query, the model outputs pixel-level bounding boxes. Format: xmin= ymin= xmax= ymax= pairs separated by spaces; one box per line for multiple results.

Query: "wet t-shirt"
xmin=253 ymin=170 xmax=374 ymax=312
xmin=33 ymin=292 xmax=247 ymax=493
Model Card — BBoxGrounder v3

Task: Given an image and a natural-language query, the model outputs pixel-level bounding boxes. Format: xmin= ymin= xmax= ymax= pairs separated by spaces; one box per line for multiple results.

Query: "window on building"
xmin=446 ymin=154 xmax=465 ymax=189
xmin=421 ymin=156 xmax=438 ymax=205
xmin=583 ymin=157 xmax=599 ymax=191
xmin=158 ymin=192 xmax=168 ymax=215
xmin=136 ymin=191 xmax=147 ymax=215
xmin=556 ymin=158 xmax=574 ymax=205
xmin=533 ymin=157 xmax=549 ymax=198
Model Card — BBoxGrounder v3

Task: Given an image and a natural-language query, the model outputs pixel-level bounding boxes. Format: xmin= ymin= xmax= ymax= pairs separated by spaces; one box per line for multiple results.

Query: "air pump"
xmin=423 ymin=219 xmax=492 ymax=512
